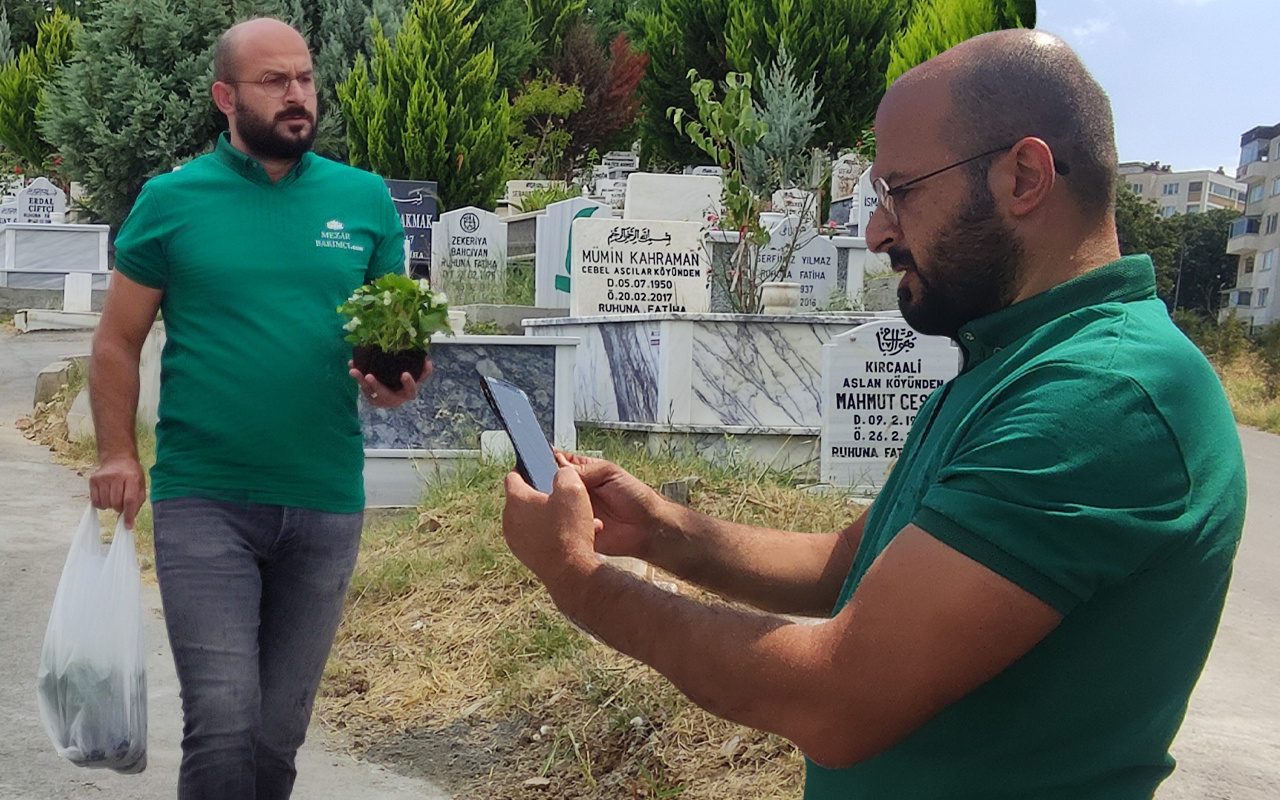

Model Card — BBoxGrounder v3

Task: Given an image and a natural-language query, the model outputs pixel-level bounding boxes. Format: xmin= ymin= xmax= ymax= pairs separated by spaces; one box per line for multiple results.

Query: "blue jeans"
xmin=152 ymin=498 xmax=363 ymax=800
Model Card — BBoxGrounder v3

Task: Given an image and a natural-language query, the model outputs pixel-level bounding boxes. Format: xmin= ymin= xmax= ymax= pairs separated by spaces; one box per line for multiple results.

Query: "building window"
xmin=1162 ymin=183 xmax=1180 ymax=195
xmin=1130 ymin=183 xmax=1143 ymax=194
xmin=1250 ymin=184 xmax=1266 ymax=203
xmin=1187 ymin=205 xmax=1200 ymax=214
xmin=1273 ymin=177 xmax=1280 ymax=197
xmin=1237 ymin=290 xmax=1253 ymax=307
xmin=1160 ymin=205 xmax=1177 ymax=217
xmin=1260 ymin=288 xmax=1270 ymax=308
xmin=1268 ymin=214 xmax=1280 ymax=235
xmin=1263 ymin=250 xmax=1276 ymax=272
xmin=1189 ymin=181 xmax=1204 ymax=193
xmin=1245 ymin=256 xmax=1256 ymax=274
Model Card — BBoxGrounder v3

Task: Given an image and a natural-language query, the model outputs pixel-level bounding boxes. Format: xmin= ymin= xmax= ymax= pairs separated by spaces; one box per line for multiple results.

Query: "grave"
xmin=828 ymin=154 xmax=863 ymax=228
xmin=756 ymin=216 xmax=839 ymax=311
xmin=623 ymin=173 xmax=721 ymax=223
xmin=533 ymin=197 xmax=612 ymax=308
xmin=384 ymin=179 xmax=438 ymax=276
xmin=820 ymin=319 xmax=960 ymax=493
xmin=770 ymin=188 xmax=820 ymax=230
xmin=855 ymin=169 xmax=879 ymax=238
xmin=18 ymin=177 xmax=67 ymax=224
xmin=431 ymin=206 xmax=507 ymax=303
xmin=568 ymin=218 xmax=710 ymax=316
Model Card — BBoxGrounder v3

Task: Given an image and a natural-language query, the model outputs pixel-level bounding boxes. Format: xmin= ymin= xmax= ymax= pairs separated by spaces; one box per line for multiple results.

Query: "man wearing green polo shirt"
xmin=500 ymin=29 xmax=1246 ymax=799
xmin=88 ymin=18 xmax=419 ymax=799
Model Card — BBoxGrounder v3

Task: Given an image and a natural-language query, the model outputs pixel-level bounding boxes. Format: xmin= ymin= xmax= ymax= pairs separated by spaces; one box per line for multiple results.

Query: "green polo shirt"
xmin=113 ymin=133 xmax=405 ymax=513
xmin=806 ymin=255 xmax=1246 ymax=799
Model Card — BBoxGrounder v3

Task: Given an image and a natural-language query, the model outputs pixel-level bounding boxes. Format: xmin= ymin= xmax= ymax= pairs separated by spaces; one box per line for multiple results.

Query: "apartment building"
xmin=1223 ymin=123 xmax=1280 ymax=327
xmin=1119 ymin=162 xmax=1247 ymax=217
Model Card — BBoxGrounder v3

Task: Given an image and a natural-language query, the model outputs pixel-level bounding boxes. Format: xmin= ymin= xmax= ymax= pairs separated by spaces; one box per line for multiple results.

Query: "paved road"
xmin=0 ymin=329 xmax=446 ymax=800
xmin=1 ymin=328 xmax=1277 ymax=799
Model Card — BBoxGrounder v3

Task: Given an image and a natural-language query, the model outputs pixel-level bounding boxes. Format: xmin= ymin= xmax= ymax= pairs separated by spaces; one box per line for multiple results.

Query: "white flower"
xmin=434 ymin=291 xmax=449 ymax=305
xmin=343 ymin=317 xmax=361 ymax=331
xmin=417 ymin=278 xmax=431 ymax=292
xmin=383 ymin=296 xmax=392 ymax=305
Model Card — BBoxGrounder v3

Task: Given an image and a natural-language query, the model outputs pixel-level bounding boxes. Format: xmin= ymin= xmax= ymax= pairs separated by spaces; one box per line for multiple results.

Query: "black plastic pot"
xmin=351 ymin=345 xmax=428 ymax=392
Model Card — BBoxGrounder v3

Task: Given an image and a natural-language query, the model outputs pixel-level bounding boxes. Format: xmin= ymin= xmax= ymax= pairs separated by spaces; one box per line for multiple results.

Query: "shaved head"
xmin=214 ymin=18 xmax=306 ymax=83
xmin=890 ymin=29 xmax=1118 ymax=221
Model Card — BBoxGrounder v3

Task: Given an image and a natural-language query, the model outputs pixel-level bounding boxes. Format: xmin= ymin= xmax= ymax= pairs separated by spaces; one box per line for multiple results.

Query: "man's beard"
xmin=889 ymin=182 xmax=1024 ymax=340
xmin=234 ymin=99 xmax=316 ymax=160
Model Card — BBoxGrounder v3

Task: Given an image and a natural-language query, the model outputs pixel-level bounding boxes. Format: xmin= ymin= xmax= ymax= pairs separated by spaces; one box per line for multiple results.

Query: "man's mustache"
xmin=275 ymin=108 xmax=314 ymax=123
xmin=888 ymin=246 xmax=917 ymax=273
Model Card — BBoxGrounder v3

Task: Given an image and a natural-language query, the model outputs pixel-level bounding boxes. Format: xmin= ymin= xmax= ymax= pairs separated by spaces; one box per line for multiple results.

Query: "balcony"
xmin=1237 ymin=153 xmax=1273 ymax=182
xmin=1227 ymin=216 xmax=1262 ymax=255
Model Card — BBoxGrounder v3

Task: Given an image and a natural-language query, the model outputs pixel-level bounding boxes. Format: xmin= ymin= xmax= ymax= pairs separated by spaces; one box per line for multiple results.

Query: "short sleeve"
xmin=913 ymin=363 xmax=1191 ymax=614
xmin=367 ymin=181 xmax=406 ymax=281
xmin=112 ymin=183 xmax=171 ymax=289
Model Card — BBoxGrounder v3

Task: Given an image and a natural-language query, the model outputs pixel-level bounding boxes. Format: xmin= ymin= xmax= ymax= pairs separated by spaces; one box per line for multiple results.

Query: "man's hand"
xmin=559 ymin=452 xmax=672 ymax=561
xmin=89 ymin=454 xmax=147 ymax=528
xmin=349 ymin=359 xmax=432 ymax=409
xmin=502 ymin=466 xmax=602 ymax=611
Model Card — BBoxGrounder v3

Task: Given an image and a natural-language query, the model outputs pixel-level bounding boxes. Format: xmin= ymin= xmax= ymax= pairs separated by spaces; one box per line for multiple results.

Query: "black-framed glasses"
xmin=872 ymin=143 xmax=1070 ymax=226
xmin=226 ymin=71 xmax=317 ymax=99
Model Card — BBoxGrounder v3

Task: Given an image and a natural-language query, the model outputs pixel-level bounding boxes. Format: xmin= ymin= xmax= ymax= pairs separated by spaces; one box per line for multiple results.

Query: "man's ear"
xmin=211 ymin=81 xmax=236 ymax=116
xmin=995 ymin=137 xmax=1057 ymax=219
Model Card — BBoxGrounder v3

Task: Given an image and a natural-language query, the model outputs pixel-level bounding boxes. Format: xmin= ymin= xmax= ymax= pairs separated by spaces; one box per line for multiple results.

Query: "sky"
xmin=1037 ymin=0 xmax=1280 ymax=175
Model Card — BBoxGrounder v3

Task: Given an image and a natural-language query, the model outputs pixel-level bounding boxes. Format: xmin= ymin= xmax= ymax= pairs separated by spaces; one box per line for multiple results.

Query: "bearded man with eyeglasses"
xmin=87 ymin=18 xmax=423 ymax=799
xmin=499 ymin=29 xmax=1247 ymax=800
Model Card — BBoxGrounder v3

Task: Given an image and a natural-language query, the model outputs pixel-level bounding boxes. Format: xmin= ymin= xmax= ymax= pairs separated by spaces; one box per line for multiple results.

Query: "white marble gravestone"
xmin=623 ymin=173 xmax=722 ymax=223
xmin=595 ymin=178 xmax=628 ymax=209
xmin=533 ymin=197 xmax=612 ymax=308
xmin=856 ymin=169 xmax=879 ymax=236
xmin=821 ymin=319 xmax=960 ymax=493
xmin=756 ymin=216 xmax=838 ymax=311
xmin=771 ymin=188 xmax=820 ymax=230
xmin=505 ymin=179 xmax=565 ymax=211
xmin=0 ymin=202 xmax=17 ymax=224
xmin=18 ymin=177 xmax=66 ymax=224
xmin=431 ymin=206 xmax=506 ymax=296
xmin=569 ymin=218 xmax=710 ymax=316
xmin=63 ymin=272 xmax=93 ymax=312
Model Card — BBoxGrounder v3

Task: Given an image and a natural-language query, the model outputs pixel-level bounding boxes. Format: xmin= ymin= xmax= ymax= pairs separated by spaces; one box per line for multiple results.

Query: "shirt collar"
xmin=213 ymin=131 xmax=312 ymax=186
xmin=955 ymin=254 xmax=1158 ymax=370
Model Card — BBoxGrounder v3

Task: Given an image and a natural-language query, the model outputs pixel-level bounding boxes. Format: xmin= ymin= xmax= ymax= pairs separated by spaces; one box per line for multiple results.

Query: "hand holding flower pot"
xmin=338 ymin=274 xmax=453 ymax=405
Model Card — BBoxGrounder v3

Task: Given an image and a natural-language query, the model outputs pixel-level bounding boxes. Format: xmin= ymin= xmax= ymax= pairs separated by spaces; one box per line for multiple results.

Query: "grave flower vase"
xmin=351 ymin=345 xmax=428 ymax=392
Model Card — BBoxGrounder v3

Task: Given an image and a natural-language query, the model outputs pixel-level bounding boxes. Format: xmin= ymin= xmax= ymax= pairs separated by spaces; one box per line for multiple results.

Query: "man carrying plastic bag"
xmin=36 ymin=506 xmax=147 ymax=774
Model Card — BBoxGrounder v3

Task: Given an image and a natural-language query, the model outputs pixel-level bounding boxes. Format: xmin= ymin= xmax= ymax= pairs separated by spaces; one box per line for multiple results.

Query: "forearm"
xmin=89 ymin=337 xmax=143 ymax=462
xmin=560 ymin=563 xmax=833 ymax=757
xmin=641 ymin=503 xmax=862 ymax=617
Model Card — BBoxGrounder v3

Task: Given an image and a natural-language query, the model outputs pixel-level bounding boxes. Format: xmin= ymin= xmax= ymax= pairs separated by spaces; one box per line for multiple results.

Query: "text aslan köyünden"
xmin=830 ymin=359 xmax=947 ymax=460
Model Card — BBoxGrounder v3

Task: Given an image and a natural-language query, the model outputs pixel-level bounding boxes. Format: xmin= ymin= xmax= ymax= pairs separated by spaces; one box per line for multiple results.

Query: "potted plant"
xmin=338 ymin=273 xmax=452 ymax=390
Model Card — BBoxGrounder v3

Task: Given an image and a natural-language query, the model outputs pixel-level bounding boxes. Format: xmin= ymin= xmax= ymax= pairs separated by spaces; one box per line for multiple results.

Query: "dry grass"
xmin=1217 ymin=349 xmax=1280 ymax=433
xmin=317 ymin=433 xmax=866 ymax=798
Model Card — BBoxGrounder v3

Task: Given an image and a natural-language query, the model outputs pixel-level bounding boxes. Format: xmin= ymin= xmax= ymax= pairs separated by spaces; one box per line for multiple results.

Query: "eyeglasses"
xmin=226 ymin=71 xmax=317 ymax=99
xmin=872 ymin=143 xmax=1070 ymax=227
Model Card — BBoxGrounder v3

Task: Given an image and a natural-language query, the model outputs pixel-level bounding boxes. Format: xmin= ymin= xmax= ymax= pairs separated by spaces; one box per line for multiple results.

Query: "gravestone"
xmin=0 ymin=201 xmax=17 ymax=224
xmin=384 ymin=179 xmax=438 ymax=276
xmin=856 ymin=169 xmax=879 ymax=237
xmin=623 ymin=173 xmax=721 ymax=223
xmin=431 ymin=206 xmax=506 ymax=302
xmin=505 ymin=179 xmax=565 ymax=211
xmin=600 ymin=151 xmax=640 ymax=172
xmin=756 ymin=218 xmax=839 ymax=311
xmin=18 ymin=178 xmax=66 ymax=224
xmin=831 ymin=155 xmax=861 ymax=203
xmin=771 ymin=188 xmax=819 ymax=230
xmin=533 ymin=197 xmax=612 ymax=309
xmin=821 ymin=319 xmax=960 ymax=492
xmin=569 ymin=218 xmax=710 ymax=316
xmin=687 ymin=165 xmax=724 ymax=178
xmin=595 ymin=178 xmax=628 ymax=209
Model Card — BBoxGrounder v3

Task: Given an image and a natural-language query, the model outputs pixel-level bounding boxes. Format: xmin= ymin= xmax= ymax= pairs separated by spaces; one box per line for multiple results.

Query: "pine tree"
xmin=741 ymin=45 xmax=823 ymax=195
xmin=0 ymin=8 xmax=13 ymax=65
xmin=312 ymin=0 xmax=383 ymax=159
xmin=471 ymin=0 xmax=538 ymax=91
xmin=885 ymin=0 xmax=1032 ymax=87
xmin=0 ymin=9 xmax=76 ymax=167
xmin=632 ymin=0 xmax=901 ymax=166
xmin=38 ymin=0 xmax=236 ymax=226
xmin=338 ymin=0 xmax=509 ymax=210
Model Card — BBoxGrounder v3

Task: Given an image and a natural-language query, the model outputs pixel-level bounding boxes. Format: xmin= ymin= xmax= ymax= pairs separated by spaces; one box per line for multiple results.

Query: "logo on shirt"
xmin=316 ymin=219 xmax=364 ymax=252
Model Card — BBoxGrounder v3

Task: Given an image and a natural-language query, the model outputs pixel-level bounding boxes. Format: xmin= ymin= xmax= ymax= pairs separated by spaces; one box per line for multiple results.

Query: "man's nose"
xmin=283 ymin=77 xmax=308 ymax=103
xmin=865 ymin=205 xmax=899 ymax=255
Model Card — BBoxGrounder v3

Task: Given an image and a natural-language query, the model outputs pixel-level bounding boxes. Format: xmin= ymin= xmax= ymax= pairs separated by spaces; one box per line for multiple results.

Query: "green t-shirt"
xmin=113 ymin=133 xmax=405 ymax=513
xmin=806 ymin=256 xmax=1246 ymax=799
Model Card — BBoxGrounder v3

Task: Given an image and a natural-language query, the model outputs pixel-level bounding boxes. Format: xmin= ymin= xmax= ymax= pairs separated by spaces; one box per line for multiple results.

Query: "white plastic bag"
xmin=36 ymin=506 xmax=148 ymax=774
